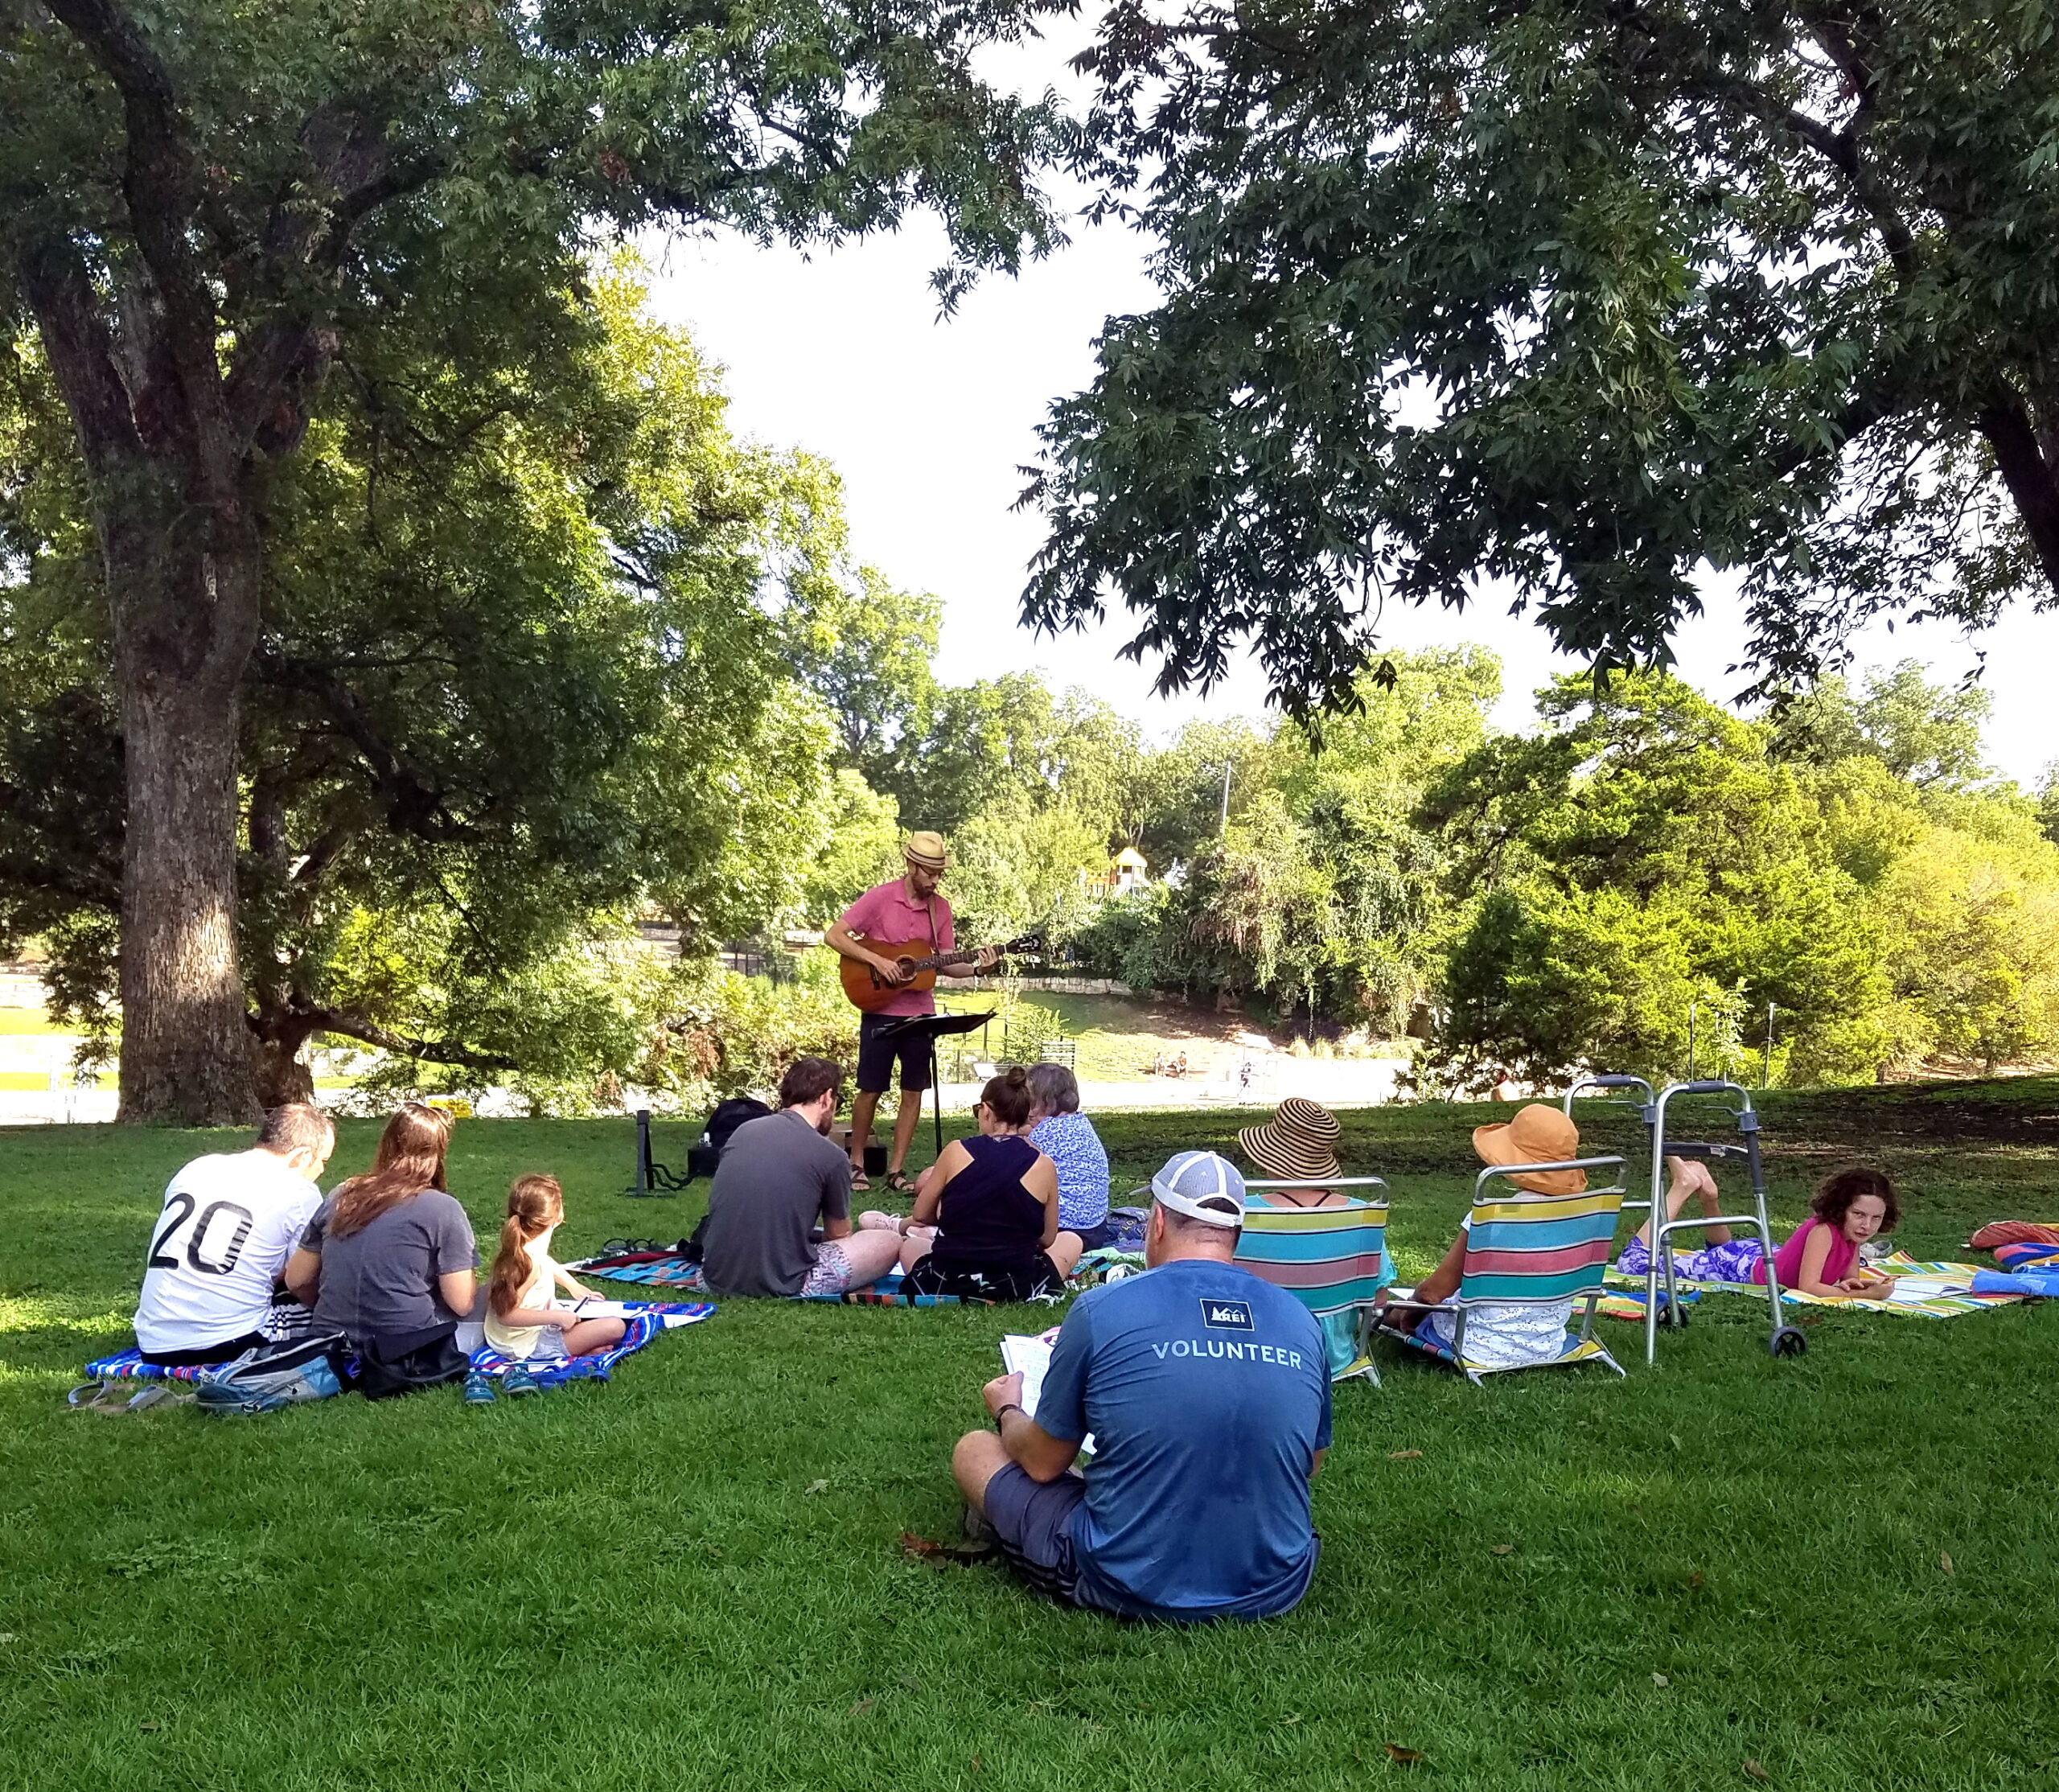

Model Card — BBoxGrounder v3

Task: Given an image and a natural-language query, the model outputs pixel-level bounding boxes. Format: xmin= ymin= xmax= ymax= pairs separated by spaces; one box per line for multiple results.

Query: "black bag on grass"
xmin=339 ymin=1324 xmax=469 ymax=1401
xmin=684 ymin=1095 xmax=772 ymax=1182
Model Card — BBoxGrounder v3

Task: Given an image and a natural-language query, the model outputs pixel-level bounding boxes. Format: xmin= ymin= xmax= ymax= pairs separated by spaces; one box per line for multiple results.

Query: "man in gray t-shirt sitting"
xmin=701 ymin=1058 xmax=906 ymax=1298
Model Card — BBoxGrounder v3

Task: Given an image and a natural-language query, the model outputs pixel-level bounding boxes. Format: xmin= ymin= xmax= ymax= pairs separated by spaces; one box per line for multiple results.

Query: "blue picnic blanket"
xmin=466 ymin=1305 xmax=713 ymax=1383
xmin=85 ymin=1301 xmax=713 ymax=1388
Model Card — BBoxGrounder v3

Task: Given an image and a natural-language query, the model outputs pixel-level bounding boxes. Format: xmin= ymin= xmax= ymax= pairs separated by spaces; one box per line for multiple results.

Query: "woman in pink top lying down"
xmin=1617 ymin=1163 xmax=1901 ymax=1299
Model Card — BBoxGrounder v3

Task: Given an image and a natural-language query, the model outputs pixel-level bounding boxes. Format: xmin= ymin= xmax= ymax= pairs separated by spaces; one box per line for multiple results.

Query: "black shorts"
xmin=905 ymin=1252 xmax=1065 ymax=1302
xmin=855 ymin=1012 xmax=933 ymax=1095
xmin=138 ymin=1330 xmax=269 ymax=1367
xmin=982 ymin=1463 xmax=1087 ymax=1605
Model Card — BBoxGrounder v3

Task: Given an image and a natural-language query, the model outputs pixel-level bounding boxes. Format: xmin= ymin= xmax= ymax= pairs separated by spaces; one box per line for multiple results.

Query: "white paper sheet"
xmin=573 ymin=1298 xmax=705 ymax=1326
xmin=1000 ymin=1327 xmax=1093 ymax=1455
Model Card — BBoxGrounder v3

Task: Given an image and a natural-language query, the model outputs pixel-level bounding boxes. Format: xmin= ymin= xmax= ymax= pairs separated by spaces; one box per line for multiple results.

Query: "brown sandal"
xmin=883 ymin=1169 xmax=919 ymax=1196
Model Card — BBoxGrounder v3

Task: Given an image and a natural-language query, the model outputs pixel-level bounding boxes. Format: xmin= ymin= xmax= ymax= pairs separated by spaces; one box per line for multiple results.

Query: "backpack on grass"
xmin=195 ymin=1334 xmax=347 ymax=1416
xmin=685 ymin=1095 xmax=773 ymax=1182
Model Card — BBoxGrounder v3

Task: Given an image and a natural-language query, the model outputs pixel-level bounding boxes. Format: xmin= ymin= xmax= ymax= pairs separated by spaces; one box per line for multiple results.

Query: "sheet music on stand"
xmin=1000 ymin=1326 xmax=1094 ymax=1456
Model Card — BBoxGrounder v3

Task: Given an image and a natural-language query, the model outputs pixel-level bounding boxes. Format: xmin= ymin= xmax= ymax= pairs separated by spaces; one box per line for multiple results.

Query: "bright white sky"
xmin=641 ymin=51 xmax=2058 ymax=787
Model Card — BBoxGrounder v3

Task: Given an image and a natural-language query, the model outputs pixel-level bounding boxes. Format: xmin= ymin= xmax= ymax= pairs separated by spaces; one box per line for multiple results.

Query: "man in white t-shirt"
xmin=134 ymin=1104 xmax=336 ymax=1365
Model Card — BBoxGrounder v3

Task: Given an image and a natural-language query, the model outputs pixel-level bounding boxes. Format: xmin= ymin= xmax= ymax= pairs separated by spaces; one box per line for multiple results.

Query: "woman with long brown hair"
xmin=285 ymin=1103 xmax=479 ymax=1392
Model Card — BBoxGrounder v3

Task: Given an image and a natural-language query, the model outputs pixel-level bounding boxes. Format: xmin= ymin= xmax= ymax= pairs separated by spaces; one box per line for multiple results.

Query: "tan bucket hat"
xmin=1472 ymin=1103 xmax=1587 ymax=1195
xmin=1238 ymin=1097 xmax=1343 ymax=1183
xmin=903 ymin=830 xmax=949 ymax=870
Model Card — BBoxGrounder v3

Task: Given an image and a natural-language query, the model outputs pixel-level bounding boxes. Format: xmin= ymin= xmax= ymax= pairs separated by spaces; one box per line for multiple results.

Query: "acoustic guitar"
xmin=840 ymin=931 xmax=1046 ymax=1014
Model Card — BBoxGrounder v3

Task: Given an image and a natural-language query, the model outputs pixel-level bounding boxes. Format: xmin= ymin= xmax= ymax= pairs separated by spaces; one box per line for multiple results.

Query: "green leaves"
xmin=1028 ymin=0 xmax=2059 ymax=715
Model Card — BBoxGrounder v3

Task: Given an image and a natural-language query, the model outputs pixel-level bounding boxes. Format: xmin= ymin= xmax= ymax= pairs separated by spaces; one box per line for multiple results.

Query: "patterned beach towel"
xmin=86 ymin=1301 xmax=713 ymax=1388
xmin=575 ymin=1251 xmax=709 ymax=1291
xmin=1606 ymin=1252 xmax=2028 ymax=1318
xmin=84 ymin=1348 xmax=253 ymax=1383
xmin=465 ymin=1303 xmax=714 ymax=1384
xmin=1594 ymin=1287 xmax=1703 ymax=1321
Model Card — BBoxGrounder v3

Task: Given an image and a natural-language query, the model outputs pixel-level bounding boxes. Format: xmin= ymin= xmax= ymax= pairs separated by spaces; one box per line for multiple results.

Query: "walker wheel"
xmin=1769 ymin=1326 xmax=1808 ymax=1359
xmin=1656 ymin=1297 xmax=1689 ymax=1330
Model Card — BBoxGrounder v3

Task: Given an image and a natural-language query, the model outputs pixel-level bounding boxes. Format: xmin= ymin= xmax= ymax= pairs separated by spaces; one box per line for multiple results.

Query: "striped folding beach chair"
xmin=1374 ymin=1157 xmax=1629 ymax=1385
xmin=1235 ymin=1181 xmax=1392 ymax=1384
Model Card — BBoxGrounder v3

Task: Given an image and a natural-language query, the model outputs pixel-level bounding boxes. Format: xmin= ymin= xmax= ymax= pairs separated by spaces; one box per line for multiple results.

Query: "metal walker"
xmin=1563 ymin=1075 xmax=1808 ymax=1365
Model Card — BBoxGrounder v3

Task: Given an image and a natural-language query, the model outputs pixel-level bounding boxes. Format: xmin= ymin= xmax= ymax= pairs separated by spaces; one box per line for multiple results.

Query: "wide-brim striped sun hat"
xmin=1237 ymin=1097 xmax=1343 ymax=1183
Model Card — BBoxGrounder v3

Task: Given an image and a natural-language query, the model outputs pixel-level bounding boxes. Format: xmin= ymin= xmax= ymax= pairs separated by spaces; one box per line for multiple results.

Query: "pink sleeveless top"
xmin=1759 ymin=1217 xmax=1855 ymax=1289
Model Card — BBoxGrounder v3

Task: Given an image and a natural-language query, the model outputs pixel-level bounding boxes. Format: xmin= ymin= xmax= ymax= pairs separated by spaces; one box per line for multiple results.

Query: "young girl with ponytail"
xmin=475 ymin=1174 xmax=625 ymax=1399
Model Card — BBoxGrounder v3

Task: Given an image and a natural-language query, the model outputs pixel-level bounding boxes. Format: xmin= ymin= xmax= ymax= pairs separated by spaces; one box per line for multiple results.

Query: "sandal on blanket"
xmin=883 ymin=1170 xmax=919 ymax=1196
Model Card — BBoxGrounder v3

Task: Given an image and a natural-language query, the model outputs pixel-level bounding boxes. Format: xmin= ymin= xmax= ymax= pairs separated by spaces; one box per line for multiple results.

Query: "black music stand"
xmin=874 ymin=1010 xmax=993 ymax=1156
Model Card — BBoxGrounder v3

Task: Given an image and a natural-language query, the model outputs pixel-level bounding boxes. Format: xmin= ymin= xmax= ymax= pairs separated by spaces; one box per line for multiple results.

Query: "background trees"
xmin=3 ymin=269 xmax=882 ymax=1107
xmin=1024 ymin=0 xmax=2059 ymax=719
xmin=0 ymin=0 xmax=1059 ymax=1120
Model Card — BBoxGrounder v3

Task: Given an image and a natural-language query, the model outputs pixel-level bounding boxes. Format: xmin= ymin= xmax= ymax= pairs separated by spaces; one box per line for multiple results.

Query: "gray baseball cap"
xmin=1149 ymin=1151 xmax=1247 ymax=1227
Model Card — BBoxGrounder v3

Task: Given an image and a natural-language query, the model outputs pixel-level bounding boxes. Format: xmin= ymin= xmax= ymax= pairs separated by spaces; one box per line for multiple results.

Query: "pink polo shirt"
xmin=840 ymin=879 xmax=956 ymax=1017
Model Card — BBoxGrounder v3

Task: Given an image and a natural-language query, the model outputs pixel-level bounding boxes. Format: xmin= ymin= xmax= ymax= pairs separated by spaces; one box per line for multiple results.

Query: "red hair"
xmin=488 ymin=1174 xmax=565 ymax=1319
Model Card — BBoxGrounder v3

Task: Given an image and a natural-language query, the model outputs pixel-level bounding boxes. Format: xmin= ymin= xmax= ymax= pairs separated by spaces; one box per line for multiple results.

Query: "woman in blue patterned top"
xmin=1026 ymin=1062 xmax=1113 ymax=1251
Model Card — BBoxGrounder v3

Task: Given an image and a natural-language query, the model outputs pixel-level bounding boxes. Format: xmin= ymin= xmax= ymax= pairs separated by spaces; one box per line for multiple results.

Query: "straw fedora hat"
xmin=902 ymin=831 xmax=949 ymax=870
xmin=1238 ymin=1097 xmax=1343 ymax=1183
xmin=1472 ymin=1103 xmax=1587 ymax=1195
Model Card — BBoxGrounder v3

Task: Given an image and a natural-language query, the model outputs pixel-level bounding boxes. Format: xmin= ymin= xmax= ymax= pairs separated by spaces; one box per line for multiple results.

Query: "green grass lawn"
xmin=4 ymin=1081 xmax=2059 ymax=1789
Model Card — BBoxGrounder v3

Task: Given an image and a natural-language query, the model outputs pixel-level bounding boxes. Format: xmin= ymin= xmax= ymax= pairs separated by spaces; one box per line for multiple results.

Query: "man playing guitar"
xmin=824 ymin=831 xmax=997 ymax=1193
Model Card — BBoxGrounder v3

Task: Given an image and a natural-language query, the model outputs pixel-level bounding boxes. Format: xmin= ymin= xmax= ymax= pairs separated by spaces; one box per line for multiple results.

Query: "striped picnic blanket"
xmin=1594 ymin=1287 xmax=1703 ymax=1321
xmin=82 ymin=1349 xmax=237 ymax=1383
xmin=466 ymin=1304 xmax=714 ymax=1383
xmin=576 ymin=1251 xmax=709 ymax=1290
xmin=85 ymin=1301 xmax=713 ymax=1388
xmin=808 ymin=1269 xmax=967 ymax=1307
xmin=1606 ymin=1252 xmax=2028 ymax=1319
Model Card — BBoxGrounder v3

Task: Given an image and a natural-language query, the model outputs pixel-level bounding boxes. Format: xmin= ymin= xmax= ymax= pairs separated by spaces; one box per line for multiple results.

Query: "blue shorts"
xmin=981 ymin=1463 xmax=1087 ymax=1605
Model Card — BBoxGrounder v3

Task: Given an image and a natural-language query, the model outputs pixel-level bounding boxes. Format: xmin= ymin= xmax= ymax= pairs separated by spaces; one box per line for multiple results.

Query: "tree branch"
xmin=1976 ymin=392 xmax=2059 ymax=594
xmin=295 ymin=1004 xmax=520 ymax=1071
xmin=13 ymin=236 xmax=146 ymax=477
xmin=251 ymin=643 xmax=476 ymax=842
xmin=0 ymin=850 xmax=122 ymax=909
xmin=224 ymin=134 xmax=446 ymax=458
xmin=1630 ymin=4 xmax=1923 ymax=286
xmin=43 ymin=0 xmax=237 ymax=483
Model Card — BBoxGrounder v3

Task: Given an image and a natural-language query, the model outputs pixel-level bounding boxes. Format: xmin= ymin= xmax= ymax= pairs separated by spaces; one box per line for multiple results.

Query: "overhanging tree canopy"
xmin=0 ymin=0 xmax=1059 ymax=1121
xmin=2 ymin=268 xmax=862 ymax=1107
xmin=1023 ymin=0 xmax=2059 ymax=717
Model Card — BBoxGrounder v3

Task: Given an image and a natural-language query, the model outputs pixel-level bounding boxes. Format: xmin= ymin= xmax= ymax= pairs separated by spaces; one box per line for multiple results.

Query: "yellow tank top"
xmin=483 ymin=1247 xmax=559 ymax=1357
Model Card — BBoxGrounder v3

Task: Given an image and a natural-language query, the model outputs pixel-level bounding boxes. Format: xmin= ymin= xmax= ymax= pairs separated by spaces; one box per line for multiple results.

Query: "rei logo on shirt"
xmin=1199 ymin=1298 xmax=1254 ymax=1331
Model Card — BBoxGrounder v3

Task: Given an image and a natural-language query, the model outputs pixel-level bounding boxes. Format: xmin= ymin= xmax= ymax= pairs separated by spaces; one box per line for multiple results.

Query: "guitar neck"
xmin=904 ymin=947 xmax=981 ymax=974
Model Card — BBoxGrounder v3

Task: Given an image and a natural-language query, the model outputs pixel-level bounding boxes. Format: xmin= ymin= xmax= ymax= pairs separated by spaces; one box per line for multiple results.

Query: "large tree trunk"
xmin=250 ymin=1021 xmax=319 ymax=1108
xmin=108 ymin=524 xmax=263 ymax=1126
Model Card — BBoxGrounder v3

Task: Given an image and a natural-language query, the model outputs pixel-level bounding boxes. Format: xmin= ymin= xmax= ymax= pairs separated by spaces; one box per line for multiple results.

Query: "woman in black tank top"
xmin=899 ymin=1067 xmax=1085 ymax=1301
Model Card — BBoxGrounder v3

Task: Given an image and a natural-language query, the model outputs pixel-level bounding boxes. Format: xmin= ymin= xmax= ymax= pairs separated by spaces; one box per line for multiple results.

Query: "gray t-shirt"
xmin=701 ymin=1109 xmax=852 ymax=1297
xmin=299 ymin=1188 xmax=479 ymax=1342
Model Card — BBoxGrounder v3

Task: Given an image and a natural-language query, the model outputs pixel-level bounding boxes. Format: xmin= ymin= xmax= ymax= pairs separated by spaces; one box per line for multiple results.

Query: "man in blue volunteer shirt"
xmin=951 ymin=1150 xmax=1330 ymax=1621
